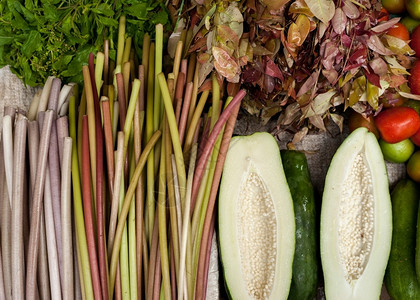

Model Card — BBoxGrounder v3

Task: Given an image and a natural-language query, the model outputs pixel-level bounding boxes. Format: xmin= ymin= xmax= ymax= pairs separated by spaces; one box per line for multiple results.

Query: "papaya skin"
xmin=385 ymin=179 xmax=420 ymax=300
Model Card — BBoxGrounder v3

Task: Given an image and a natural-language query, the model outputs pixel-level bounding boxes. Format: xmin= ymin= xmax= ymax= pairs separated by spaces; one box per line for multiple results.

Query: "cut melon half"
xmin=321 ymin=127 xmax=392 ymax=300
xmin=219 ymin=132 xmax=295 ymax=300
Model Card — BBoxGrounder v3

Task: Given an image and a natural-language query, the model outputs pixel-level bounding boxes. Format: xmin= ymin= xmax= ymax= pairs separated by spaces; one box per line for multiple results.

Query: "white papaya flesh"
xmin=321 ymin=127 xmax=392 ymax=300
xmin=219 ymin=132 xmax=295 ymax=300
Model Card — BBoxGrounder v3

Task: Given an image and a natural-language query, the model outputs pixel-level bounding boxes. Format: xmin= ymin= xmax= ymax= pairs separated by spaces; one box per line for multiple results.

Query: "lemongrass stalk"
xmin=167 ymin=73 xmax=175 ymax=101
xmin=104 ymin=40 xmax=110 ymax=87
xmin=44 ymin=167 xmax=63 ymax=300
xmin=89 ymin=53 xmax=109 ymax=300
xmin=179 ymin=82 xmax=193 ymax=145
xmin=153 ymin=256 xmax=162 ymax=300
xmin=178 ymin=143 xmax=197 ymax=300
xmin=211 ymin=73 xmax=220 ymax=129
xmin=109 ymin=130 xmax=161 ymax=297
xmin=118 ymin=169 xmax=130 ymax=300
xmin=133 ymin=87 xmax=145 ymax=297
xmin=154 ymin=24 xmax=164 ymax=131
xmin=128 ymin=150 xmax=138 ymax=300
xmin=69 ymin=96 xmax=94 ymax=300
xmin=82 ymin=66 xmax=97 ymax=202
xmin=122 ymin=37 xmax=132 ymax=65
xmin=173 ymin=41 xmax=183 ymax=86
xmin=27 ymin=89 xmax=42 ymax=120
xmin=2 ymin=115 xmax=13 ymax=208
xmin=142 ymin=229 xmax=150 ymax=298
xmin=57 ymin=116 xmax=69 ymax=165
xmin=95 ymin=52 xmax=105 ymax=96
xmin=146 ymin=43 xmax=155 ymax=245
xmin=191 ymin=166 xmax=211 ymax=240
xmin=181 ymin=59 xmax=188 ymax=77
xmin=81 ymin=116 xmax=103 ymax=300
xmin=157 ymin=73 xmax=187 ymax=200
xmin=28 ymin=120 xmax=50 ymax=300
xmin=147 ymin=214 xmax=159 ymax=300
xmin=37 ymin=76 xmax=54 ymax=116
xmin=171 ymin=157 xmax=183 ymax=251
xmin=74 ymin=230 xmax=85 ymax=300
xmin=116 ymin=16 xmax=126 ymax=67
xmin=11 ymin=116 xmax=27 ymax=299
xmin=157 ymin=126 xmax=171 ymax=300
xmin=183 ymin=90 xmax=210 ymax=158
xmin=102 ymin=98 xmax=115 ymax=195
xmin=192 ymin=131 xmax=224 ymax=290
xmin=165 ymin=133 xmax=180 ymax=283
xmin=116 ymin=73 xmax=127 ymax=128
xmin=123 ymin=62 xmax=131 ymax=104
xmin=58 ymin=84 xmax=73 ymax=116
xmin=108 ymin=85 xmax=114 ymax=121
xmin=196 ymin=99 xmax=241 ymax=299
xmin=26 ymin=110 xmax=54 ymax=299
xmin=47 ymin=110 xmax=64 ymax=287
xmin=115 ymin=265 xmax=122 ymax=300
xmin=187 ymin=61 xmax=199 ymax=128
xmin=142 ymin=34 xmax=150 ymax=83
xmin=186 ymin=53 xmax=196 ymax=84
xmin=175 ymin=72 xmax=186 ymax=123
xmin=123 ymin=79 xmax=140 ymax=155
xmin=190 ymin=90 xmax=246 ymax=210
xmin=62 ymin=137 xmax=74 ymax=300
xmin=0 ymin=175 xmax=11 ymax=300
xmin=77 ymin=89 xmax=87 ymax=172
xmin=0 ymin=246 xmax=5 ymax=300
xmin=112 ymin=101 xmax=120 ymax=147
xmin=108 ymin=132 xmax=124 ymax=254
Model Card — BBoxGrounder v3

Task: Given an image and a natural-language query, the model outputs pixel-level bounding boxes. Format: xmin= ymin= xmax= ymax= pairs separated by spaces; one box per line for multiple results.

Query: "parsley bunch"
xmin=0 ymin=0 xmax=170 ymax=87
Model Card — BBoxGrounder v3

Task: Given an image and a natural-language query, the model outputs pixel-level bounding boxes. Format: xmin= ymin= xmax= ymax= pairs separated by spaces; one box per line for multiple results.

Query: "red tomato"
xmin=410 ymin=25 xmax=420 ymax=58
xmin=387 ymin=23 xmax=410 ymax=41
xmin=374 ymin=107 xmax=420 ymax=143
xmin=409 ymin=60 xmax=420 ymax=95
xmin=411 ymin=127 xmax=420 ymax=146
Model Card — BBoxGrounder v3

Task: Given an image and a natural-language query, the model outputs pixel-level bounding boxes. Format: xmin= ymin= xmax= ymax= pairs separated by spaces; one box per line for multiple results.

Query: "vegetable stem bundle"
xmin=0 ymin=17 xmax=245 ymax=299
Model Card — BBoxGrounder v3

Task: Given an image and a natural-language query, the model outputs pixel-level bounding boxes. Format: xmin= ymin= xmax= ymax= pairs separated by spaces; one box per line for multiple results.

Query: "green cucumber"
xmin=385 ymin=179 xmax=420 ymax=300
xmin=281 ymin=150 xmax=318 ymax=300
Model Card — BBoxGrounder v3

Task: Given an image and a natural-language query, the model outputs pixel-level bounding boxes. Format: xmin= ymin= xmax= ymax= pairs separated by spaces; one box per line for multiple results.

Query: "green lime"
xmin=379 ymin=138 xmax=415 ymax=163
xmin=406 ymin=0 xmax=420 ymax=20
xmin=404 ymin=99 xmax=420 ymax=115
xmin=407 ymin=151 xmax=420 ymax=181
xmin=402 ymin=15 xmax=420 ymax=32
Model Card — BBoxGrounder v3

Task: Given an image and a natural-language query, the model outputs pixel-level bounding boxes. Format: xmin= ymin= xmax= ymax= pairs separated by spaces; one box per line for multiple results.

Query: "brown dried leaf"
xmin=296 ymin=70 xmax=320 ymax=97
xmin=332 ymin=8 xmax=346 ymax=35
xmin=330 ymin=113 xmax=344 ymax=132
xmin=367 ymin=80 xmax=379 ymax=110
xmin=309 ymin=114 xmax=326 ymax=130
xmin=383 ymin=35 xmax=415 ymax=56
xmin=212 ymin=46 xmax=240 ymax=82
xmin=292 ymin=127 xmax=309 ymax=144
xmin=369 ymin=57 xmax=388 ymax=76
xmin=304 ymin=0 xmax=335 ymax=24
xmin=348 ymin=76 xmax=366 ymax=107
xmin=342 ymin=0 xmax=360 ymax=19
xmin=366 ymin=35 xmax=394 ymax=56
xmin=371 ymin=17 xmax=400 ymax=33
xmin=295 ymin=14 xmax=311 ymax=46
xmin=289 ymin=0 xmax=314 ymax=16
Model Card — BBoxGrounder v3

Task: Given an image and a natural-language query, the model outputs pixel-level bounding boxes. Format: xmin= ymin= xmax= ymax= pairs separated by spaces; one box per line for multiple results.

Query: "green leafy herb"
xmin=0 ymin=0 xmax=171 ymax=87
